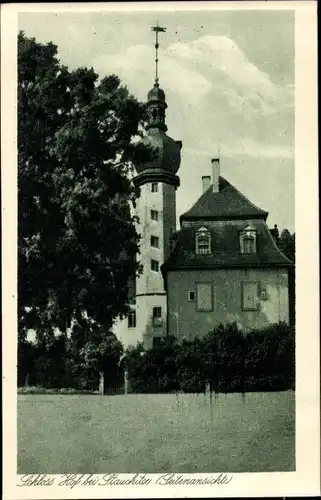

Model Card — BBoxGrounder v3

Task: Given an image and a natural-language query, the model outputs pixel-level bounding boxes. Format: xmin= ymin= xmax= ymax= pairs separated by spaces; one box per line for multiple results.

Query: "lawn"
xmin=18 ymin=391 xmax=295 ymax=474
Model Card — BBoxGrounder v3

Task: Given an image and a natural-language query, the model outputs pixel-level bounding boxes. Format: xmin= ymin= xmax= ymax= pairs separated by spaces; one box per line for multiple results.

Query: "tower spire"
xmin=151 ymin=22 xmax=166 ymax=86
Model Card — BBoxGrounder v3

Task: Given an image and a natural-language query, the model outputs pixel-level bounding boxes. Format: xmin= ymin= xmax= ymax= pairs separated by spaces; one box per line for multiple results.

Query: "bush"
xmin=203 ymin=323 xmax=246 ymax=393
xmin=176 ymin=338 xmax=206 ymax=393
xmin=126 ymin=338 xmax=180 ymax=393
xmin=244 ymin=323 xmax=295 ymax=391
xmin=126 ymin=322 xmax=295 ymax=394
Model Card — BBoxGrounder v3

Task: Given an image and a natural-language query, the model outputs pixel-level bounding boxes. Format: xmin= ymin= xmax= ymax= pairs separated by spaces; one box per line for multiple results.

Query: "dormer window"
xmin=196 ymin=227 xmax=211 ymax=255
xmin=243 ymin=236 xmax=255 ymax=254
xmin=240 ymin=224 xmax=257 ymax=254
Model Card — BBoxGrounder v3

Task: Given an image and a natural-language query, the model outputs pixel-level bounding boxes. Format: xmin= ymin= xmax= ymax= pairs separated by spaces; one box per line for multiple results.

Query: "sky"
xmin=19 ymin=8 xmax=295 ymax=232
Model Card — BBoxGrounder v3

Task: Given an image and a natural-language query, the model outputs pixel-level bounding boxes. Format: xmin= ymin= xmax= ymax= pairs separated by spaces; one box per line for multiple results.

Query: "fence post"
xmin=124 ymin=369 xmax=128 ymax=395
xmin=99 ymin=371 xmax=104 ymax=395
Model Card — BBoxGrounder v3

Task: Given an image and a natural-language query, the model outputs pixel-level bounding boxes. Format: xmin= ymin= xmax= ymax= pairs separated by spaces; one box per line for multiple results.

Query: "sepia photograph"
xmin=1 ymin=2 xmax=319 ymax=498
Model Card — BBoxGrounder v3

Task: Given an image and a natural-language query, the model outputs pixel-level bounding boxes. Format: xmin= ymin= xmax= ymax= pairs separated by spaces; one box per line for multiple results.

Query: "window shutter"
xmin=196 ymin=283 xmax=213 ymax=311
xmin=242 ymin=282 xmax=259 ymax=310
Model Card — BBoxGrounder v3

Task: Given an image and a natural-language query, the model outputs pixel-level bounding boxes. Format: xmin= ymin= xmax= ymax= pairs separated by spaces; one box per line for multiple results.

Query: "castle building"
xmin=161 ymin=161 xmax=293 ymax=342
xmin=113 ymin=26 xmax=293 ymax=349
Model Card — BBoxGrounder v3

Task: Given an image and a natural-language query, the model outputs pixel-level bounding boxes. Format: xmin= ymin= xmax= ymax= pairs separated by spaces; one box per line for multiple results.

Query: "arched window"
xmin=240 ymin=224 xmax=257 ymax=254
xmin=195 ymin=227 xmax=211 ymax=255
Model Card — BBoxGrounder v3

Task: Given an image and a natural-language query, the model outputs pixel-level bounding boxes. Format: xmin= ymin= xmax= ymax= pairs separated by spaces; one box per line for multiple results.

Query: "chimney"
xmin=211 ymin=157 xmax=220 ymax=193
xmin=202 ymin=176 xmax=211 ymax=193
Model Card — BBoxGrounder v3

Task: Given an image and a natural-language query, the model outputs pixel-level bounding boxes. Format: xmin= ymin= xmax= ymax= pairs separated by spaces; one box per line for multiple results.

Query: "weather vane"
xmin=151 ymin=22 xmax=166 ymax=85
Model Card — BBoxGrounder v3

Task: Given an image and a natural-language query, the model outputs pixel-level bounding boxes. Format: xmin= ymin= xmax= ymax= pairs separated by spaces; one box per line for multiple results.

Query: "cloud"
xmin=166 ymin=35 xmax=289 ymax=104
xmin=19 ymin=13 xmax=293 ymax=160
xmin=18 ymin=13 xmax=294 ymax=230
xmin=94 ymin=34 xmax=293 ymax=161
xmin=94 ymin=44 xmax=213 ymax=106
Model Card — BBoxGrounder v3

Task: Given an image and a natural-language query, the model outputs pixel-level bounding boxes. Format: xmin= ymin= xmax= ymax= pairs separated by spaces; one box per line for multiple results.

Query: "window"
xmin=151 ymin=259 xmax=159 ymax=272
xmin=127 ymin=276 xmax=136 ymax=302
xmin=196 ymin=283 xmax=213 ymax=311
xmin=153 ymin=307 xmax=162 ymax=318
xmin=127 ymin=310 xmax=136 ymax=328
xmin=151 ymin=210 xmax=159 ymax=221
xmin=188 ymin=291 xmax=196 ymax=301
xmin=150 ymin=235 xmax=160 ymax=248
xmin=242 ymin=281 xmax=259 ymax=311
xmin=240 ymin=224 xmax=257 ymax=254
xmin=151 ymin=182 xmax=158 ymax=193
xmin=243 ymin=236 xmax=255 ymax=254
xmin=153 ymin=307 xmax=162 ymax=327
xmin=195 ymin=227 xmax=211 ymax=255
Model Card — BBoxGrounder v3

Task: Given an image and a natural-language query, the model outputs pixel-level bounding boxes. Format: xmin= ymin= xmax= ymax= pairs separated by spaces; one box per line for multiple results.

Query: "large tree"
xmin=270 ymin=225 xmax=295 ymax=263
xmin=18 ymin=32 xmax=149 ymax=342
xmin=278 ymin=229 xmax=295 ymax=263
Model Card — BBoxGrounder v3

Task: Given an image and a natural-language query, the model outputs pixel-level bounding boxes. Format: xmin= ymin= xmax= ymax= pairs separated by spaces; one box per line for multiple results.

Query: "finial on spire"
xmin=151 ymin=22 xmax=166 ymax=85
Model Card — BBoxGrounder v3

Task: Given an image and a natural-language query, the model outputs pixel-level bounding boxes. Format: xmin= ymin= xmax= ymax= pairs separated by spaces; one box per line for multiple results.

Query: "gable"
xmin=180 ymin=177 xmax=268 ymax=222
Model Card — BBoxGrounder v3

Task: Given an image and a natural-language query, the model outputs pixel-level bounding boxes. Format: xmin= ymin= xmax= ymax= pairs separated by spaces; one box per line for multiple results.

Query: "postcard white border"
xmin=2 ymin=2 xmax=320 ymax=498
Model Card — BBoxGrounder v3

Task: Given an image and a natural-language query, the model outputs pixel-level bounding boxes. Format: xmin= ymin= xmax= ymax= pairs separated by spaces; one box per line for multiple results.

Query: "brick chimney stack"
xmin=211 ymin=157 xmax=220 ymax=193
xmin=202 ymin=175 xmax=211 ymax=193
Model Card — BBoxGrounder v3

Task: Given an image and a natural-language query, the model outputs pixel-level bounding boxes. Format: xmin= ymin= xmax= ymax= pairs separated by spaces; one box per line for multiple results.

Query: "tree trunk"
xmin=99 ymin=371 xmax=104 ymax=395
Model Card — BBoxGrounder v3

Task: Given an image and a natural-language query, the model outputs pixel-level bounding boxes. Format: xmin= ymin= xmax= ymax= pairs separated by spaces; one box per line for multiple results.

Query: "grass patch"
xmin=18 ymin=391 xmax=295 ymax=474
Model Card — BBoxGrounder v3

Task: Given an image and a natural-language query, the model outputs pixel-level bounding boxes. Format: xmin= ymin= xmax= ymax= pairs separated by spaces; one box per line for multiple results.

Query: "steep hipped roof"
xmin=162 ymin=220 xmax=293 ymax=273
xmin=180 ymin=177 xmax=268 ymax=222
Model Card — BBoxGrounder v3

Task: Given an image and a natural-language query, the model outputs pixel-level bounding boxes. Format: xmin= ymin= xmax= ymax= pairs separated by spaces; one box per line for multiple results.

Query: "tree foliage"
xmin=18 ymin=329 xmax=124 ymax=392
xmin=270 ymin=226 xmax=295 ymax=263
xmin=18 ymin=32 xmax=150 ymax=341
xmin=278 ymin=229 xmax=295 ymax=263
xmin=126 ymin=337 xmax=180 ymax=393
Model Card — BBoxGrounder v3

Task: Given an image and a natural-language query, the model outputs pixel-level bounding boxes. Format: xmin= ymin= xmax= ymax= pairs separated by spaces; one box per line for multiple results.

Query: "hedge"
xmin=125 ymin=322 xmax=295 ymax=394
xmin=18 ymin=322 xmax=295 ymax=394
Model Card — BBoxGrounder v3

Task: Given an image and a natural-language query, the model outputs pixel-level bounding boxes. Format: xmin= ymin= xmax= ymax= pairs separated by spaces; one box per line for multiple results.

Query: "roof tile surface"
xmin=180 ymin=177 xmax=268 ymax=221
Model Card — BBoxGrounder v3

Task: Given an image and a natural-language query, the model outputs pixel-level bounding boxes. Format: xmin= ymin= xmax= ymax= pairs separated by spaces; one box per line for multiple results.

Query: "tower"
xmin=133 ymin=24 xmax=182 ymax=349
xmin=114 ymin=24 xmax=182 ymax=349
